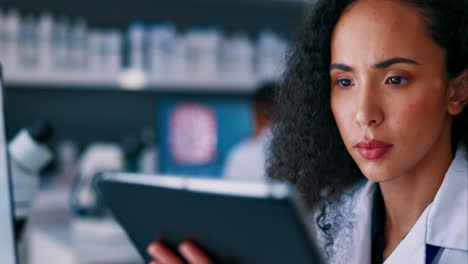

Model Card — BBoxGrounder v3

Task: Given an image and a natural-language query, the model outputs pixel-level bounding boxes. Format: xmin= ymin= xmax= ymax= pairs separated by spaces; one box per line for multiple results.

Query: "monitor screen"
xmin=157 ymin=96 xmax=253 ymax=177
xmin=0 ymin=66 xmax=17 ymax=264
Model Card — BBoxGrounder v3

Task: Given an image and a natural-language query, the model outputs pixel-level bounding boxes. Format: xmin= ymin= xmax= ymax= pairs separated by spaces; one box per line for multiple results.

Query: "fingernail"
xmin=179 ymin=242 xmax=196 ymax=261
xmin=147 ymin=244 xmax=156 ymax=255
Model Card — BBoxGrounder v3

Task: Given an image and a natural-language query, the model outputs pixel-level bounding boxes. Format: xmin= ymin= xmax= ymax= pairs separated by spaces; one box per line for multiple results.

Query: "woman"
xmin=147 ymin=0 xmax=468 ymax=263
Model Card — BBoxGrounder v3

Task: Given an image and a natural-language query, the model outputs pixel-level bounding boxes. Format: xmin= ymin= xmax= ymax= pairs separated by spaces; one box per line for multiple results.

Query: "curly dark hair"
xmin=267 ymin=0 xmax=468 ymax=255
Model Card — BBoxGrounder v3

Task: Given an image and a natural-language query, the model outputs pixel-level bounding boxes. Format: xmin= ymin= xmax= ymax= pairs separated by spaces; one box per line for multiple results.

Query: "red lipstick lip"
xmin=354 ymin=140 xmax=393 ymax=160
xmin=354 ymin=140 xmax=393 ymax=149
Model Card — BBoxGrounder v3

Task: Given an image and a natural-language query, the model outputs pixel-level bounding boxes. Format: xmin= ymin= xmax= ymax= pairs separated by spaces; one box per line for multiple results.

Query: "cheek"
xmin=331 ymin=96 xmax=356 ymax=142
xmin=389 ymin=87 xmax=447 ymax=139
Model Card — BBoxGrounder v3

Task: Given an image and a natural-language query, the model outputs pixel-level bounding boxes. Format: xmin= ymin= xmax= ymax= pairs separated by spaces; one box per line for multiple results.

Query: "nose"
xmin=355 ymin=87 xmax=384 ymax=128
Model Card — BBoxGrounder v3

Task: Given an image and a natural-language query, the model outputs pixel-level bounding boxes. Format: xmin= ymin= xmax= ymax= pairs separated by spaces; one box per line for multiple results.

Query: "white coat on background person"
xmin=223 ymin=128 xmax=271 ymax=182
xmin=315 ymin=145 xmax=468 ymax=264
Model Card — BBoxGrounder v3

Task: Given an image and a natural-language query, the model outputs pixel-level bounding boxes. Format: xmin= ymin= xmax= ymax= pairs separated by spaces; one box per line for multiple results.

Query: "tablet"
xmin=96 ymin=172 xmax=325 ymax=264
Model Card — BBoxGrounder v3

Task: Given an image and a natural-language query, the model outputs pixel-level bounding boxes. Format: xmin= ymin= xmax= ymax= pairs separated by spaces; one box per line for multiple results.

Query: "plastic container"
xmin=128 ymin=21 xmax=146 ymax=70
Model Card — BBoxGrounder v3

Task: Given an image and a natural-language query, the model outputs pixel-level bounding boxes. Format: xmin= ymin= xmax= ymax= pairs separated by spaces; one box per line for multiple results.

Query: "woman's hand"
xmin=147 ymin=240 xmax=214 ymax=264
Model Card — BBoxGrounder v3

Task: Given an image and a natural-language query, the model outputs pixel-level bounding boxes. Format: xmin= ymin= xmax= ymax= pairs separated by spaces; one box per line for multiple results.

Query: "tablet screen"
xmin=0 ymin=66 xmax=18 ymax=264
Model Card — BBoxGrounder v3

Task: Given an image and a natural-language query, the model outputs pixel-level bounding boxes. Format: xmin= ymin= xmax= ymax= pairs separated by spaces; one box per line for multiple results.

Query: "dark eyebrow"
xmin=330 ymin=57 xmax=421 ymax=72
xmin=330 ymin=63 xmax=353 ymax=72
xmin=373 ymin=57 xmax=421 ymax=68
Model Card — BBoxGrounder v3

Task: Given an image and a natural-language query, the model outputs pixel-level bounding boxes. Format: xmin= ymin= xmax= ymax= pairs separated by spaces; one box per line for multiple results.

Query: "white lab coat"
xmin=316 ymin=146 xmax=468 ymax=264
xmin=223 ymin=129 xmax=271 ymax=182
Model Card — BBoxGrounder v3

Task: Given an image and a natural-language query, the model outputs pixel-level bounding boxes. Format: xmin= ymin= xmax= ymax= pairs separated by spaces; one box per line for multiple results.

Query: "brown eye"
xmin=385 ymin=76 xmax=408 ymax=85
xmin=337 ymin=79 xmax=352 ymax=87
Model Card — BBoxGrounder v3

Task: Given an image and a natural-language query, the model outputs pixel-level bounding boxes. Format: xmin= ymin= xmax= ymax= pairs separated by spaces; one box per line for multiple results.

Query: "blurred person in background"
xmin=146 ymin=0 xmax=468 ymax=263
xmin=223 ymin=82 xmax=275 ymax=182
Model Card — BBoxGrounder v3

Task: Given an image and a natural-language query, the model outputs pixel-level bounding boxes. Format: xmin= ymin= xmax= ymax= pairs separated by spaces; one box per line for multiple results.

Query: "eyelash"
xmin=335 ymin=76 xmax=409 ymax=88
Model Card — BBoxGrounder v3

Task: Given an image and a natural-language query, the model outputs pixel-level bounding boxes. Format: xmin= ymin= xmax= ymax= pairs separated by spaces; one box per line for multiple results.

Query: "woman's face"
xmin=330 ymin=0 xmax=462 ymax=182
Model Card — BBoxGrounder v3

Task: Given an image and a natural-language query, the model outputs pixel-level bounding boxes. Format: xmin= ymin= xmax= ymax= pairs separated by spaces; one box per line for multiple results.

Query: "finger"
xmin=149 ymin=261 xmax=165 ymax=264
xmin=147 ymin=242 xmax=185 ymax=264
xmin=179 ymin=241 xmax=214 ymax=264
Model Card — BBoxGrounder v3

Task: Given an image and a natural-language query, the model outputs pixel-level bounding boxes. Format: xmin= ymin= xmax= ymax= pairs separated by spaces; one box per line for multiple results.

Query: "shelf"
xmin=2 ymin=0 xmax=289 ymax=145
xmin=5 ymin=74 xmax=118 ymax=89
xmin=5 ymin=72 xmax=273 ymax=94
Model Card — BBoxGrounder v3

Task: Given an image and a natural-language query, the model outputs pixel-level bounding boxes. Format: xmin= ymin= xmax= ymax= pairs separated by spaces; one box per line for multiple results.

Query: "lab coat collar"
xmin=426 ymin=146 xmax=468 ymax=251
xmin=350 ymin=180 xmax=376 ymax=264
xmin=384 ymin=204 xmax=431 ymax=264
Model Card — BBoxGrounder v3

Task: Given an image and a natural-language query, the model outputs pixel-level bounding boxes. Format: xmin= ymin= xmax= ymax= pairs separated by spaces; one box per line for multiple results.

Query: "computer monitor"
xmin=157 ymin=96 xmax=253 ymax=177
xmin=0 ymin=65 xmax=18 ymax=263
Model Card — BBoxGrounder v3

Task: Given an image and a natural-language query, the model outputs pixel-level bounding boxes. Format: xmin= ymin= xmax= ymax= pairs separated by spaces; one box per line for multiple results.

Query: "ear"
xmin=447 ymin=69 xmax=468 ymax=116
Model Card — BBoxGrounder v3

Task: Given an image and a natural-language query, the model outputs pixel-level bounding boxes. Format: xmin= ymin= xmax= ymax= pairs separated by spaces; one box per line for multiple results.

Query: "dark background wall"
xmin=1 ymin=0 xmax=306 ymax=37
xmin=4 ymin=86 xmax=251 ymax=145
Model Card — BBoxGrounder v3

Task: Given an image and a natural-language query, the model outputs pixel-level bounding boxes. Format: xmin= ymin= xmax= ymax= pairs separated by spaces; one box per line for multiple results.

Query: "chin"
xmin=363 ymin=174 xmax=396 ymax=183
xmin=358 ymin=164 xmax=398 ymax=183
xmin=349 ymin=150 xmax=399 ymax=183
